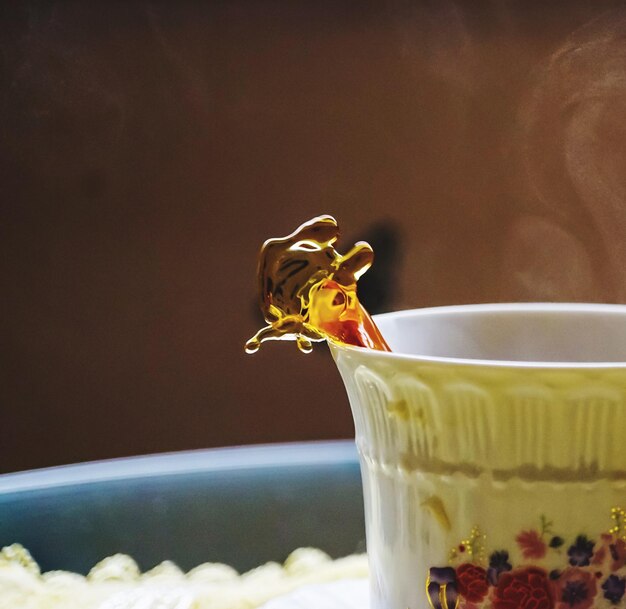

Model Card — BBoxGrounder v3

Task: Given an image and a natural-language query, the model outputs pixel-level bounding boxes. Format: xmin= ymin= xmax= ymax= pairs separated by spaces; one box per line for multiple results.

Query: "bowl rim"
xmin=0 ymin=441 xmax=358 ymax=493
xmin=330 ymin=302 xmax=626 ymax=370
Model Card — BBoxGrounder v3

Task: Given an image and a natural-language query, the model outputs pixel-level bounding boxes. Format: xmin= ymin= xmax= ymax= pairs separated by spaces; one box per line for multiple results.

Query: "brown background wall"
xmin=3 ymin=0 xmax=626 ymax=473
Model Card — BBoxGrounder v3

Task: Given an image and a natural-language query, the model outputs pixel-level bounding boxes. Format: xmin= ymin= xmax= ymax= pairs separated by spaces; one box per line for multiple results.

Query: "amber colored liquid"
xmin=245 ymin=215 xmax=390 ymax=354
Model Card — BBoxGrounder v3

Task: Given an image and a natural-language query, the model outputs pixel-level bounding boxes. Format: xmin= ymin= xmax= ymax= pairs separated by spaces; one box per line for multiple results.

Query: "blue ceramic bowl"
xmin=0 ymin=441 xmax=364 ymax=574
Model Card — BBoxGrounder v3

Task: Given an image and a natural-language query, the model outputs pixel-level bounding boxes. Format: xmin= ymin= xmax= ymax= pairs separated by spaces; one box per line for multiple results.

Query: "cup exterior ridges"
xmin=331 ymin=343 xmax=626 ymax=609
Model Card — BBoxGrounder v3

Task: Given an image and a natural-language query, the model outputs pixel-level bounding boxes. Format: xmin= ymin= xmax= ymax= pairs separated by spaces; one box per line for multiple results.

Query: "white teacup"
xmin=330 ymin=303 xmax=626 ymax=609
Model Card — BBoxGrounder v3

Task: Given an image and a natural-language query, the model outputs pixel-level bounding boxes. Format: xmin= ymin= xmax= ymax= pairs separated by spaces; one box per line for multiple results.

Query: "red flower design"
xmin=493 ymin=567 xmax=554 ymax=609
xmin=456 ymin=563 xmax=489 ymax=603
xmin=592 ymin=533 xmax=626 ymax=571
xmin=553 ymin=567 xmax=597 ymax=609
xmin=516 ymin=530 xmax=547 ymax=559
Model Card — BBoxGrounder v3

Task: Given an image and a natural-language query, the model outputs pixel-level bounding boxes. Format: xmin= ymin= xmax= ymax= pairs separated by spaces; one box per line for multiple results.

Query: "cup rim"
xmin=330 ymin=302 xmax=626 ymax=369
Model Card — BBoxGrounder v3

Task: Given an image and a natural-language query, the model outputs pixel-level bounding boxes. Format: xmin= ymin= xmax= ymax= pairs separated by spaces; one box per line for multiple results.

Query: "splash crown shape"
xmin=245 ymin=215 xmax=390 ymax=353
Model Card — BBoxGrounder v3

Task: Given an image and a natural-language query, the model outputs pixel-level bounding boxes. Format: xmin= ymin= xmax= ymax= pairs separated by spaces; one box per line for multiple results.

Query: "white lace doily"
xmin=259 ymin=579 xmax=368 ymax=609
xmin=0 ymin=544 xmax=368 ymax=609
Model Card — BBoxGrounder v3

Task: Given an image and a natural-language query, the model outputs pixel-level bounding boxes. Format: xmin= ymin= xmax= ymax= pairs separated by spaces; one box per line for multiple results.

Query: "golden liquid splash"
xmin=245 ymin=215 xmax=390 ymax=353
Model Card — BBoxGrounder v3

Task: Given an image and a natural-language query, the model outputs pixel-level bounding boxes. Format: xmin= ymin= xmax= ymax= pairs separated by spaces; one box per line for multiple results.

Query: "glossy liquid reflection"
xmin=245 ymin=215 xmax=390 ymax=354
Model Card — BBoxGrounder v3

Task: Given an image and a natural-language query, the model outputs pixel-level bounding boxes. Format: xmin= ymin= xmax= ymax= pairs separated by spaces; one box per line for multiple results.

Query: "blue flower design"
xmin=562 ymin=580 xmax=589 ymax=604
xmin=602 ymin=574 xmax=626 ymax=604
xmin=567 ymin=535 xmax=595 ymax=567
xmin=487 ymin=550 xmax=512 ymax=585
xmin=427 ymin=567 xmax=458 ymax=609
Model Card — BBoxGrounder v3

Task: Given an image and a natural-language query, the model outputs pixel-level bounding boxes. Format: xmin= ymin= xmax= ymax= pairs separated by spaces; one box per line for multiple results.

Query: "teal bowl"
xmin=0 ymin=441 xmax=364 ymax=574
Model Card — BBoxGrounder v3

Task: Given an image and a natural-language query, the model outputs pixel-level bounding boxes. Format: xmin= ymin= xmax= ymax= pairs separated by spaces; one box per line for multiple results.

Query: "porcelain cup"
xmin=330 ymin=303 xmax=626 ymax=609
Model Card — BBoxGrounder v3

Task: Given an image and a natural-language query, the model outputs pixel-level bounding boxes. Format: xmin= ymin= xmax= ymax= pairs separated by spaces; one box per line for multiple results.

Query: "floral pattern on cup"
xmin=426 ymin=510 xmax=626 ymax=609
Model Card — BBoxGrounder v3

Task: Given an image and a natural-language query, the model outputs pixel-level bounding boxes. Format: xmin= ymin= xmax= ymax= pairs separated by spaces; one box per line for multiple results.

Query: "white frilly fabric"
xmin=260 ymin=579 xmax=368 ymax=609
xmin=0 ymin=544 xmax=368 ymax=609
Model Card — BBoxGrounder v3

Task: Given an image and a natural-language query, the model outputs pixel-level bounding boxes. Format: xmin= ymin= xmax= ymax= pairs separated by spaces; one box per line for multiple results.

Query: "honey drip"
xmin=245 ymin=215 xmax=390 ymax=353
